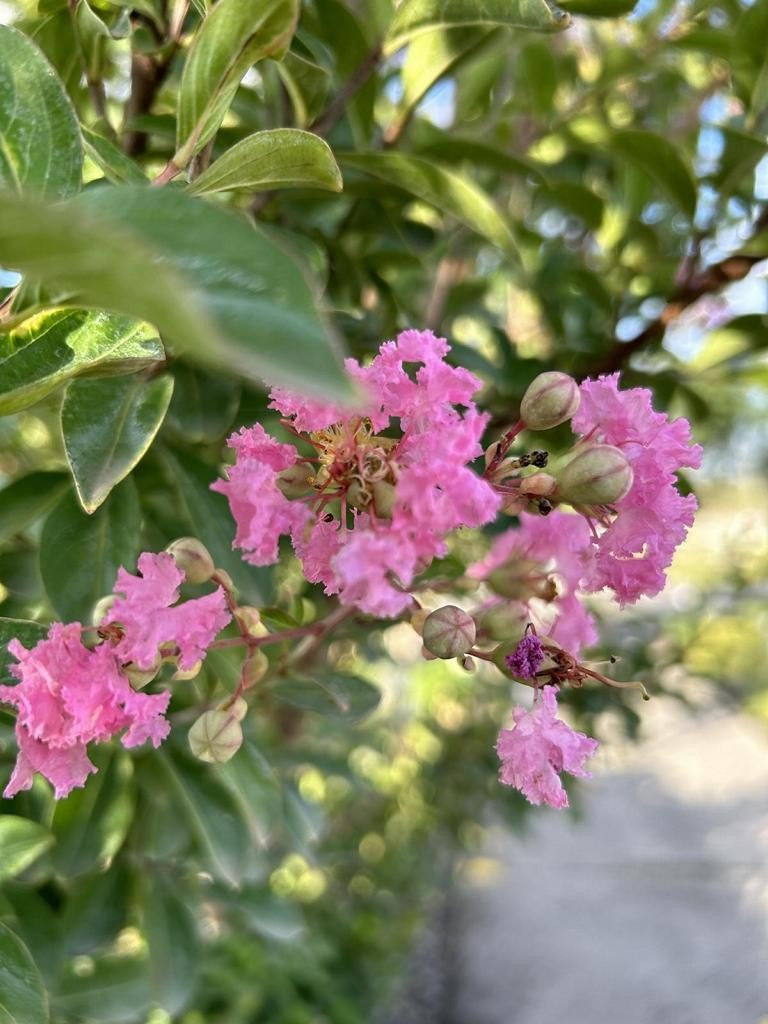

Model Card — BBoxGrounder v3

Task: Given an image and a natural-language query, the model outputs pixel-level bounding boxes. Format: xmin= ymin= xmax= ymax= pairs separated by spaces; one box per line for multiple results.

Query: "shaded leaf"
xmin=0 ymin=817 xmax=54 ymax=882
xmin=142 ymin=872 xmax=200 ymax=1015
xmin=188 ymin=129 xmax=342 ymax=195
xmin=0 ymin=472 xmax=69 ymax=543
xmin=81 ymin=126 xmax=147 ymax=185
xmin=271 ymin=672 xmax=381 ymax=722
xmin=611 ymin=129 xmax=697 ymax=220
xmin=164 ymin=365 xmax=240 ymax=443
xmin=558 ymin=0 xmax=636 ymax=15
xmin=0 ymin=619 xmax=47 ymax=687
xmin=0 ymin=924 xmax=49 ymax=1024
xmin=62 ymin=373 xmax=174 ymax=513
xmin=0 ymin=24 xmax=81 ymax=197
xmin=53 ymin=954 xmax=150 ymax=1024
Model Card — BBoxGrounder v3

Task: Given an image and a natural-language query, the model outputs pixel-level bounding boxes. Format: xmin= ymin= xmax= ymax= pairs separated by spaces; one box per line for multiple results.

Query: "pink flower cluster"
xmin=497 ymin=685 xmax=598 ymax=808
xmin=0 ymin=553 xmax=229 ymax=799
xmin=214 ymin=330 xmax=500 ymax=617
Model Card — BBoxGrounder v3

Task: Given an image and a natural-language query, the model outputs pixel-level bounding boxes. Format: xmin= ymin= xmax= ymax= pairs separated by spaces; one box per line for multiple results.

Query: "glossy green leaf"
xmin=81 ymin=126 xmax=147 ymax=185
xmin=385 ymin=0 xmax=569 ymax=53
xmin=188 ymin=129 xmax=342 ymax=195
xmin=0 ymin=187 xmax=352 ymax=402
xmin=0 ymin=309 xmax=164 ymax=416
xmin=400 ymin=27 xmax=495 ymax=112
xmin=271 ymin=672 xmax=381 ymax=722
xmin=39 ymin=479 xmax=141 ymax=622
xmin=0 ymin=619 xmax=47 ymax=687
xmin=558 ymin=0 xmax=636 ymax=15
xmin=0 ymin=817 xmax=54 ymax=882
xmin=217 ymin=740 xmax=283 ymax=848
xmin=53 ymin=954 xmax=150 ymax=1023
xmin=60 ymin=867 xmax=130 ymax=956
xmin=62 ymin=372 xmax=174 ymax=513
xmin=342 ymin=152 xmax=518 ymax=258
xmin=176 ymin=0 xmax=299 ymax=165
xmin=0 ymin=25 xmax=82 ymax=197
xmin=51 ymin=748 xmax=135 ymax=878
xmin=142 ymin=873 xmax=200 ymax=1015
xmin=0 ymin=472 xmax=69 ymax=543
xmin=163 ymin=449 xmax=269 ymax=605
xmin=611 ymin=129 xmax=697 ymax=220
xmin=164 ymin=365 xmax=240 ymax=443
xmin=0 ymin=924 xmax=49 ymax=1024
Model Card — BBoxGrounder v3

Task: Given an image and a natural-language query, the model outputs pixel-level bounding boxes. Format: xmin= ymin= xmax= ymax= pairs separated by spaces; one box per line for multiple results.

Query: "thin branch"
xmin=309 ymin=45 xmax=383 ymax=138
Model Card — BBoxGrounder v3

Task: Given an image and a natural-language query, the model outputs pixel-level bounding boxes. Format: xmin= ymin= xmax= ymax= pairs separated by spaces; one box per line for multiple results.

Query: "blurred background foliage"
xmin=0 ymin=0 xmax=767 ymax=1020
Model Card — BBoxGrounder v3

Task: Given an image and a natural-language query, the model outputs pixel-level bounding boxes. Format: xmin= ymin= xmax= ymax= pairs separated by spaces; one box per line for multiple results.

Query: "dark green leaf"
xmin=62 ymin=372 xmax=174 ymax=513
xmin=0 ymin=923 xmax=49 ymax=1024
xmin=39 ymin=480 xmax=141 ymax=622
xmin=0 ymin=24 xmax=82 ymax=197
xmin=60 ymin=867 xmax=130 ymax=956
xmin=611 ymin=129 xmax=697 ymax=220
xmin=217 ymin=740 xmax=283 ymax=848
xmin=188 ymin=129 xmax=342 ymax=195
xmin=176 ymin=0 xmax=299 ymax=164
xmin=0 ymin=817 xmax=54 ymax=881
xmin=142 ymin=872 xmax=200 ymax=1015
xmin=0 ymin=619 xmax=47 ymax=687
xmin=271 ymin=672 xmax=381 ymax=721
xmin=81 ymin=126 xmax=148 ymax=186
xmin=0 ymin=309 xmax=164 ymax=417
xmin=53 ymin=954 xmax=150 ymax=1023
xmin=0 ymin=472 xmax=69 ymax=543
xmin=164 ymin=365 xmax=240 ymax=443
xmin=342 ymin=152 xmax=518 ymax=258
xmin=558 ymin=0 xmax=636 ymax=15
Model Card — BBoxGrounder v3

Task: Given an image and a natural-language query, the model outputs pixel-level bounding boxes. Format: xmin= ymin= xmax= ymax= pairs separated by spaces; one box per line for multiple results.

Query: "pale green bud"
xmin=520 ymin=372 xmax=580 ymax=430
xmin=166 ymin=537 xmax=215 ymax=584
xmin=422 ymin=606 xmax=476 ymax=659
xmin=234 ymin=606 xmax=269 ymax=638
xmin=276 ymin=463 xmax=314 ymax=499
xmin=557 ymin=444 xmax=634 ymax=506
xmin=188 ymin=709 xmax=243 ymax=764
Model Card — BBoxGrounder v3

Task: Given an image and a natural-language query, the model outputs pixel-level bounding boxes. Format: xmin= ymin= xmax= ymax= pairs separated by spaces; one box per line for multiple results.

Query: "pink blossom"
xmin=105 ymin=552 xmax=230 ymax=669
xmin=0 ymin=623 xmax=170 ymax=799
xmin=215 ymin=330 xmax=500 ymax=616
xmin=496 ymin=686 xmax=598 ymax=808
xmin=506 ymin=633 xmax=544 ymax=679
xmin=572 ymin=373 xmax=702 ymax=605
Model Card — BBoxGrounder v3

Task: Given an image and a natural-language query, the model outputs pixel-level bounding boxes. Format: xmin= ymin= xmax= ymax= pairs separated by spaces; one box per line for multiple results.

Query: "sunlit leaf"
xmin=0 ymin=924 xmax=49 ymax=1024
xmin=0 ymin=817 xmax=54 ymax=882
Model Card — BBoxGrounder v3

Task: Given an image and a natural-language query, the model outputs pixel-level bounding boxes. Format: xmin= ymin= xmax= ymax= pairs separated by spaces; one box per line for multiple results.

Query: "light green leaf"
xmin=188 ymin=129 xmax=342 ymax=195
xmin=415 ymin=133 xmax=544 ymax=182
xmin=341 ymin=152 xmax=518 ymax=258
xmin=0 ymin=619 xmax=47 ymax=687
xmin=62 ymin=373 xmax=174 ymax=513
xmin=0 ymin=924 xmax=49 ymax=1024
xmin=400 ymin=27 xmax=496 ymax=111
xmin=176 ymin=0 xmax=300 ymax=165
xmin=611 ymin=129 xmax=697 ymax=220
xmin=217 ymin=740 xmax=283 ymax=848
xmin=0 ymin=472 xmax=70 ymax=543
xmin=142 ymin=873 xmax=200 ymax=1015
xmin=0 ymin=309 xmax=164 ymax=416
xmin=0 ymin=817 xmax=54 ymax=882
xmin=39 ymin=479 xmax=141 ymax=622
xmin=81 ymin=126 xmax=148 ymax=185
xmin=271 ymin=672 xmax=381 ymax=722
xmin=0 ymin=24 xmax=82 ymax=197
xmin=51 ymin=748 xmax=134 ymax=878
xmin=0 ymin=187 xmax=352 ymax=401
xmin=385 ymin=0 xmax=569 ymax=53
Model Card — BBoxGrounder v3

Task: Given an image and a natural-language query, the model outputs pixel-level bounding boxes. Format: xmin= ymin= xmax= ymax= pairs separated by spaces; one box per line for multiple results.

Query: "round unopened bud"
xmin=372 ymin=480 xmax=396 ymax=519
xmin=242 ymin=648 xmax=269 ymax=687
xmin=276 ymin=463 xmax=314 ymax=499
xmin=557 ymin=444 xmax=634 ymax=506
xmin=225 ymin=696 xmax=249 ymax=722
xmin=125 ymin=654 xmax=162 ymax=689
xmin=520 ymin=372 xmax=580 ymax=430
xmin=188 ymin=709 xmax=243 ymax=764
xmin=173 ymin=659 xmax=202 ymax=681
xmin=235 ymin=606 xmax=269 ymax=638
xmin=92 ymin=594 xmax=116 ymax=626
xmin=520 ymin=472 xmax=558 ymax=498
xmin=422 ymin=605 xmax=476 ymax=659
xmin=166 ymin=537 xmax=215 ymax=584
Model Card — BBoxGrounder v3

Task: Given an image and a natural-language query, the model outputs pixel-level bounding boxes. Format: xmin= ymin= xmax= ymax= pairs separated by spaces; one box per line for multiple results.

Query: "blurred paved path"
xmin=450 ymin=701 xmax=768 ymax=1024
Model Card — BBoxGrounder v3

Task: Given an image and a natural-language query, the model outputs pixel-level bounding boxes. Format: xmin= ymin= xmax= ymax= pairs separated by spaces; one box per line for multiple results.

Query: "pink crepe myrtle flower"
xmin=105 ymin=552 xmax=230 ymax=670
xmin=506 ymin=632 xmax=544 ymax=679
xmin=469 ymin=510 xmax=598 ymax=658
xmin=214 ymin=330 xmax=500 ymax=616
xmin=571 ymin=373 xmax=702 ymax=605
xmin=0 ymin=623 xmax=170 ymax=799
xmin=496 ymin=685 xmax=598 ymax=808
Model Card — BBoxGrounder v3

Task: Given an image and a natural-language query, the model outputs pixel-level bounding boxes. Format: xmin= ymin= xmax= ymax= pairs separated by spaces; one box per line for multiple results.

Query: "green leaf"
xmin=60 ymin=867 xmax=130 ymax=956
xmin=51 ymin=748 xmax=135 ymax=878
xmin=385 ymin=0 xmax=570 ymax=53
xmin=81 ymin=126 xmax=147 ymax=185
xmin=0 ymin=25 xmax=82 ymax=197
xmin=271 ymin=672 xmax=381 ymax=722
xmin=0 ymin=924 xmax=49 ymax=1024
xmin=0 ymin=472 xmax=70 ymax=543
xmin=714 ymin=126 xmax=768 ymax=197
xmin=0 ymin=619 xmax=47 ymax=687
xmin=217 ymin=740 xmax=283 ymax=848
xmin=164 ymin=365 xmax=240 ymax=443
xmin=558 ymin=0 xmax=636 ymax=15
xmin=0 ymin=187 xmax=352 ymax=402
xmin=0 ymin=309 xmax=164 ymax=416
xmin=400 ymin=27 xmax=496 ymax=112
xmin=39 ymin=480 xmax=141 ymax=622
xmin=176 ymin=0 xmax=300 ymax=165
xmin=341 ymin=152 xmax=518 ymax=258
xmin=162 ymin=449 xmax=269 ymax=605
xmin=611 ymin=129 xmax=697 ymax=220
xmin=53 ymin=954 xmax=150 ymax=1024
xmin=62 ymin=373 xmax=174 ymax=513
xmin=142 ymin=873 xmax=200 ymax=1015
xmin=188 ymin=129 xmax=342 ymax=195
xmin=0 ymin=817 xmax=54 ymax=882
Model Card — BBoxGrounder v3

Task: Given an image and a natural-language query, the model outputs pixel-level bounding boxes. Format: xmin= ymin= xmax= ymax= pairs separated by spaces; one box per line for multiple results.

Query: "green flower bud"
xmin=125 ymin=654 xmax=162 ymax=689
xmin=276 ymin=463 xmax=314 ymax=499
xmin=422 ymin=605 xmax=476 ymax=659
xmin=557 ymin=444 xmax=634 ymax=506
xmin=91 ymin=594 xmax=116 ymax=626
xmin=520 ymin=372 xmax=580 ymax=430
xmin=188 ymin=709 xmax=243 ymax=764
xmin=225 ymin=696 xmax=249 ymax=722
xmin=172 ymin=659 xmax=202 ymax=681
xmin=166 ymin=537 xmax=215 ymax=584
xmin=235 ymin=606 xmax=268 ymax=638
xmin=242 ymin=648 xmax=269 ymax=687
